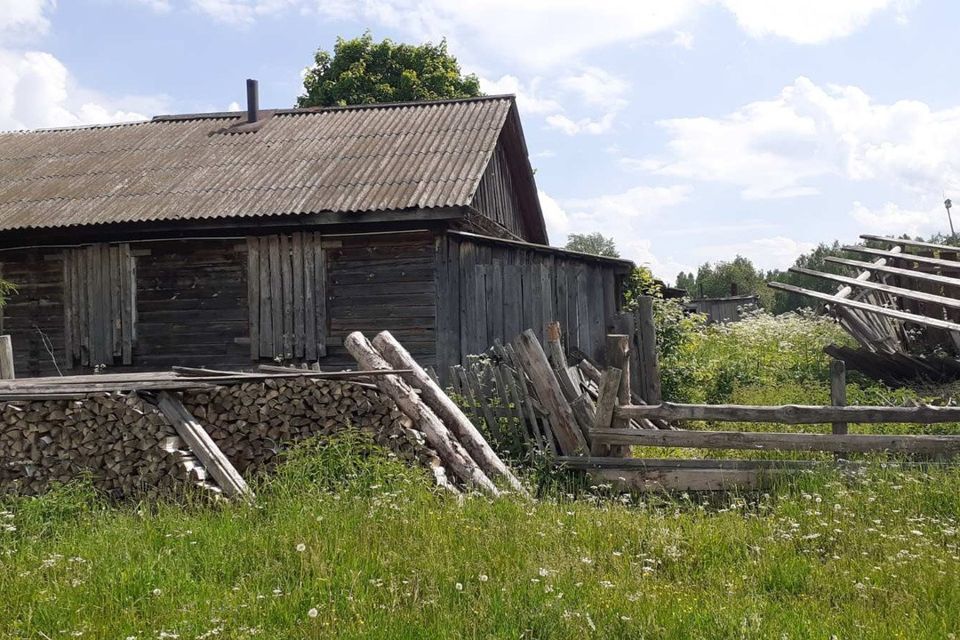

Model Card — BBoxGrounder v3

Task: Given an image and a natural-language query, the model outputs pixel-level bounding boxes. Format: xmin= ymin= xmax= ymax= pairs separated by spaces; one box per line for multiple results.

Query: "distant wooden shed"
xmin=686 ymin=295 xmax=759 ymax=323
xmin=0 ymin=93 xmax=632 ymax=379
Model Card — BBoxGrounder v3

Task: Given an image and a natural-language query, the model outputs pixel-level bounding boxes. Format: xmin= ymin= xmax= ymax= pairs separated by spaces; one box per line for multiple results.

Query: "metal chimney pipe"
xmin=246 ymin=79 xmax=259 ymax=123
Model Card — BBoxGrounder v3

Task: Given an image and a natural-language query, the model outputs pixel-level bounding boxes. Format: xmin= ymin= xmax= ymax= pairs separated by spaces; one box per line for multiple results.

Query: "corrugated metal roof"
xmin=0 ymin=96 xmax=514 ymax=231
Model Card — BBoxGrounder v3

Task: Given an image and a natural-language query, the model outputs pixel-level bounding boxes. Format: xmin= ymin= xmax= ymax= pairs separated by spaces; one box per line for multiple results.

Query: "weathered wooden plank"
xmin=824 ymin=256 xmax=960 ymax=289
xmin=279 ymin=233 xmax=294 ymax=359
xmin=291 ymin=231 xmax=305 ymax=359
xmin=121 ymin=243 xmax=135 ymax=365
xmin=844 ymin=245 xmax=960 ymax=270
xmin=109 ymin=244 xmax=121 ymax=358
xmin=861 ymin=234 xmax=960 ymax=254
xmin=489 ymin=260 xmax=504 ymax=345
xmin=769 ymin=281 xmax=960 ymax=332
xmin=576 ymin=264 xmax=590 ymax=357
xmin=62 ymin=250 xmax=73 ymax=366
xmin=313 ymin=232 xmax=327 ymax=358
xmin=246 ymin=237 xmax=260 ymax=360
xmin=258 ymin=236 xmax=272 ymax=359
xmin=635 ymin=296 xmax=662 ymax=404
xmin=790 ymin=266 xmax=960 ymax=312
xmin=593 ymin=426 xmax=960 ymax=455
xmin=268 ymin=234 xmax=283 ymax=358
xmin=156 ymin=391 xmax=253 ymax=500
xmin=617 ymin=401 xmax=960 ymax=424
xmin=512 ymin=329 xmax=588 ymax=455
xmin=302 ymin=232 xmax=316 ymax=360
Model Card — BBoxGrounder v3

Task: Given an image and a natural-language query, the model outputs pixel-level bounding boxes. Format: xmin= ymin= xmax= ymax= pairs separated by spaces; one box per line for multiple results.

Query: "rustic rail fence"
xmin=444 ymin=296 xmax=960 ymax=491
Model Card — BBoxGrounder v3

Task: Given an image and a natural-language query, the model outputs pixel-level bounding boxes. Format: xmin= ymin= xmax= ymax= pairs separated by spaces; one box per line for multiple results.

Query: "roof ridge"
xmin=152 ymin=94 xmax=515 ymax=123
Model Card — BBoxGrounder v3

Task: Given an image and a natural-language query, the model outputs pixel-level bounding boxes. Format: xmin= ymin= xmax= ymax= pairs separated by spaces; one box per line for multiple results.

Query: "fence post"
xmin=830 ymin=359 xmax=847 ymax=438
xmin=604 ymin=334 xmax=632 ymax=457
xmin=0 ymin=335 xmax=14 ymax=380
xmin=636 ymin=296 xmax=662 ymax=405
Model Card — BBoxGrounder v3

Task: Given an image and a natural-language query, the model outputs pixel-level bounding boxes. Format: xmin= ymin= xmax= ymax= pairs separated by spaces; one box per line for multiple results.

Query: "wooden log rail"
xmin=592 ymin=427 xmax=960 ymax=455
xmin=616 ymin=402 xmax=960 ymax=424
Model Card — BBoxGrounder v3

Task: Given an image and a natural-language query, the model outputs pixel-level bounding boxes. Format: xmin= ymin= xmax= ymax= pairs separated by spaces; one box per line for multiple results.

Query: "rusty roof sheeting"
xmin=0 ymin=96 xmax=513 ymax=231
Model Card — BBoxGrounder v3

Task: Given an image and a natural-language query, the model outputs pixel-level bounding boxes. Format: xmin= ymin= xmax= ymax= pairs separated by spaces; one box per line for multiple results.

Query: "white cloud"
xmin=850 ymin=200 xmax=948 ymax=237
xmin=671 ymin=30 xmax=695 ymax=49
xmin=720 ymin=0 xmax=915 ymax=45
xmin=0 ymin=50 xmax=155 ymax=131
xmin=184 ymin=0 xmax=909 ymax=65
xmin=0 ymin=0 xmax=52 ymax=41
xmin=644 ymin=76 xmax=960 ymax=200
xmin=478 ymin=75 xmax=561 ymax=115
xmin=564 ymin=185 xmax=692 ymax=221
xmin=131 ymin=0 xmax=174 ymax=12
xmin=694 ymin=236 xmax=817 ymax=272
xmin=189 ymin=0 xmax=296 ymax=26
xmin=557 ymin=67 xmax=628 ymax=108
xmin=546 ymin=112 xmax=616 ymax=136
xmin=540 ymin=185 xmax=693 ymax=280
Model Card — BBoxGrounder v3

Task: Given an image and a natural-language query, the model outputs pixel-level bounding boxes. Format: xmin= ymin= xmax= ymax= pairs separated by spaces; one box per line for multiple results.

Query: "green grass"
xmin=2 ymin=434 xmax=960 ymax=639
xmin=4 ymin=310 xmax=960 ymax=638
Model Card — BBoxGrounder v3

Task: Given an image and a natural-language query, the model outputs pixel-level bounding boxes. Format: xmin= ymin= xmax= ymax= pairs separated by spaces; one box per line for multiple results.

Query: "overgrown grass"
xmin=2 ymin=435 xmax=960 ymax=638
xmin=4 ymin=311 xmax=960 ymax=638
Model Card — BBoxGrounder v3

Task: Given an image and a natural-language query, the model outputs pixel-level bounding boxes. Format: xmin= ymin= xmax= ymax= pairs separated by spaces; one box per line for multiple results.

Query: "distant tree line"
xmin=566 ymin=232 xmax=959 ymax=314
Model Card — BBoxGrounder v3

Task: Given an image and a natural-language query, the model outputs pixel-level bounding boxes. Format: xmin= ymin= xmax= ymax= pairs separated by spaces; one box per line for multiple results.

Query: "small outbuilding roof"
xmin=0 ymin=95 xmax=539 ymax=233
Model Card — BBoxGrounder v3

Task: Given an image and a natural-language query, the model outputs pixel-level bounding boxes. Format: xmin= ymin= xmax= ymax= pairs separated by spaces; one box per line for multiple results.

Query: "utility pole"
xmin=946 ymin=198 xmax=956 ymax=239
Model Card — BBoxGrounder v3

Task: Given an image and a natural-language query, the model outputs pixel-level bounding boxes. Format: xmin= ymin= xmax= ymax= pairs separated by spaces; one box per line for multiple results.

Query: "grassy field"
xmin=4 ymin=309 xmax=960 ymax=638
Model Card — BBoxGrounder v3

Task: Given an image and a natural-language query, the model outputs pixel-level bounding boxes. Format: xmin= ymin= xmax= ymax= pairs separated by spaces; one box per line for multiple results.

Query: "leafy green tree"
xmin=298 ymin=33 xmax=482 ymax=108
xmin=564 ymin=232 xmax=620 ymax=257
xmin=767 ymin=241 xmax=853 ymax=314
xmin=674 ymin=271 xmax=696 ymax=295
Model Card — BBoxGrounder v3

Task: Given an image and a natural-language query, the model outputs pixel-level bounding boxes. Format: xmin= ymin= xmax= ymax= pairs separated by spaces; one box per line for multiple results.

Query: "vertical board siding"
xmin=439 ymin=233 xmax=627 ymax=376
xmin=472 ymin=140 xmax=527 ymax=239
xmin=247 ymin=232 xmax=327 ymax=362
xmin=62 ymin=243 xmax=136 ymax=368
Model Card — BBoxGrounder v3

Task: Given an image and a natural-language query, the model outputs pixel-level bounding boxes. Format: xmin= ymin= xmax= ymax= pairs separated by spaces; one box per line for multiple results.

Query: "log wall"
xmin=0 ymin=230 xmax=437 ymax=375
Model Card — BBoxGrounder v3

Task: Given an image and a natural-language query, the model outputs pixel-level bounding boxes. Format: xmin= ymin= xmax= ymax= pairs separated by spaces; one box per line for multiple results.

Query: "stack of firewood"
xmin=181 ymin=377 xmax=435 ymax=477
xmin=0 ymin=394 xmax=217 ymax=498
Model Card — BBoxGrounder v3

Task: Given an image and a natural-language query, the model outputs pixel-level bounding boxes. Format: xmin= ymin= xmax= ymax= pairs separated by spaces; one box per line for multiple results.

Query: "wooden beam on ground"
xmin=860 ymin=234 xmax=960 ymax=255
xmin=344 ymin=331 xmax=500 ymax=496
xmin=156 ymin=391 xmax=253 ymax=501
xmin=767 ymin=281 xmax=960 ymax=332
xmin=825 ymin=256 xmax=960 ymax=289
xmin=372 ymin=331 xmax=530 ymax=499
xmin=789 ymin=266 xmax=960 ymax=312
xmin=592 ymin=426 xmax=960 ymax=455
xmin=615 ymin=401 xmax=960 ymax=424
xmin=843 ymin=245 xmax=960 ymax=270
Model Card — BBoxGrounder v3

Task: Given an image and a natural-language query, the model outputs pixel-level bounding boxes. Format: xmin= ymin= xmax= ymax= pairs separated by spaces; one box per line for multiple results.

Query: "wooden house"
xmin=0 ymin=90 xmax=632 ymax=379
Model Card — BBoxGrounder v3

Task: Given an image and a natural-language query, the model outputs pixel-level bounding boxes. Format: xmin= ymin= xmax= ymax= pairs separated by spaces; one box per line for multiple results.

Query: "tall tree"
xmin=564 ymin=232 xmax=620 ymax=257
xmin=298 ymin=33 xmax=482 ymax=108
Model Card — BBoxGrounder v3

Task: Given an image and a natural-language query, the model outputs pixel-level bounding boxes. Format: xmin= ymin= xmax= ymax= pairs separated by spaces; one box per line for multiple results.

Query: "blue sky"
xmin=2 ymin=0 xmax=958 ymax=281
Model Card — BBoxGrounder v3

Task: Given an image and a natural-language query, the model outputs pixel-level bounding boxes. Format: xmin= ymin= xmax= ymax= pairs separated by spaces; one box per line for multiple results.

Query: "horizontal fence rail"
xmin=591 ymin=428 xmax=960 ymax=455
xmin=616 ymin=402 xmax=960 ymax=425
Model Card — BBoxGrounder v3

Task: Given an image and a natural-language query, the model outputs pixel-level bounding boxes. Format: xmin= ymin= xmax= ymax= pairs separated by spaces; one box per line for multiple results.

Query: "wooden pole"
xmin=344 ymin=331 xmax=500 ymax=496
xmin=830 ymin=360 xmax=848 ymax=435
xmin=372 ymin=331 xmax=530 ymax=499
xmin=604 ymin=334 xmax=631 ymax=457
xmin=0 ymin=335 xmax=14 ymax=380
xmin=635 ymin=297 xmax=661 ymax=404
